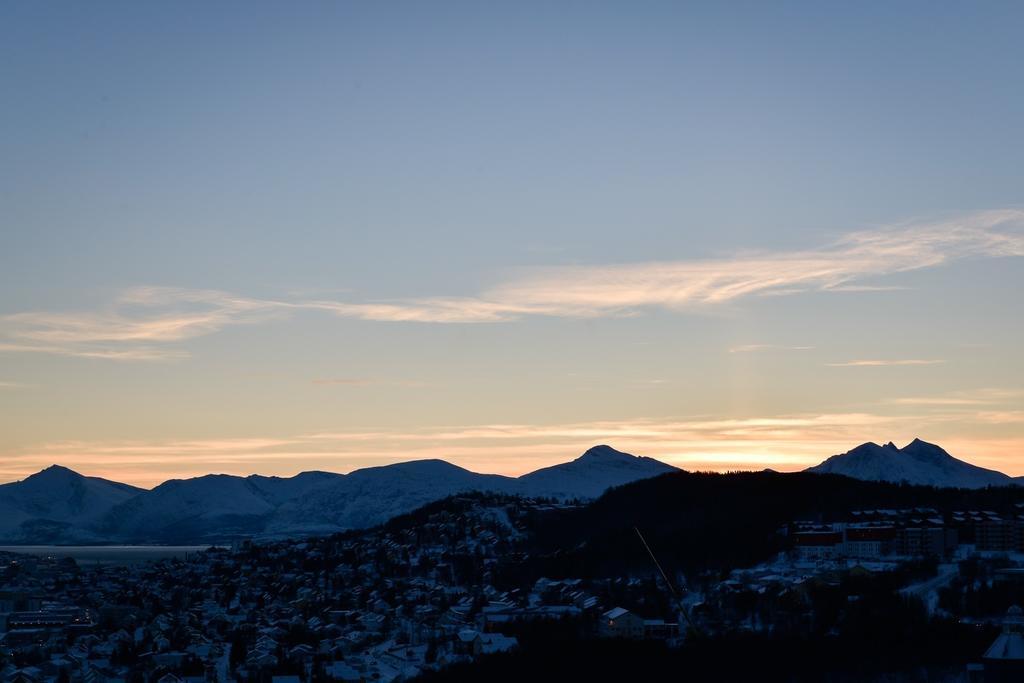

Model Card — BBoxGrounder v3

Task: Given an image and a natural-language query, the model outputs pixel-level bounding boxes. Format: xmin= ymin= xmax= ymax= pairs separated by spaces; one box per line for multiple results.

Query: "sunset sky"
xmin=2 ymin=2 xmax=1022 ymax=487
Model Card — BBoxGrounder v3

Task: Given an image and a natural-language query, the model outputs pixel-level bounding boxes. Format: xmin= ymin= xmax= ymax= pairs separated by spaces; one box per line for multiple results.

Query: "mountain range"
xmin=3 ymin=438 xmax=1017 ymax=544
xmin=0 ymin=445 xmax=676 ymax=544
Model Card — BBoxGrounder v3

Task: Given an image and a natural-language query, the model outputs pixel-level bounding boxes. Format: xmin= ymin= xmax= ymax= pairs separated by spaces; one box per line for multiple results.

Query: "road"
xmin=900 ymin=563 xmax=958 ymax=614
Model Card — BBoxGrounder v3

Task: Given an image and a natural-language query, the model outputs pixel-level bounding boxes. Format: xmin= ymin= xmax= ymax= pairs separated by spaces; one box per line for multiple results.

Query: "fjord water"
xmin=0 ymin=545 xmax=213 ymax=565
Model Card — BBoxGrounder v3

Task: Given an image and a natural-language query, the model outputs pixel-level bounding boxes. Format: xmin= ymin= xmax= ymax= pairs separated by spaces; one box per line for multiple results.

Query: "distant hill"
xmin=806 ymin=439 xmax=1012 ymax=489
xmin=0 ymin=445 xmax=677 ymax=543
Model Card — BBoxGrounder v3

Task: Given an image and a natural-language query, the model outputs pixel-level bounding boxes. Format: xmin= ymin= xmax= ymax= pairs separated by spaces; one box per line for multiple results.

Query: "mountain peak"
xmin=0 ymin=464 xmax=145 ymax=542
xmin=900 ymin=438 xmax=949 ymax=458
xmin=807 ymin=439 xmax=1012 ymax=489
xmin=517 ymin=445 xmax=676 ymax=500
xmin=26 ymin=464 xmax=82 ymax=482
xmin=387 ymin=458 xmax=467 ymax=472
xmin=577 ymin=445 xmax=632 ymax=461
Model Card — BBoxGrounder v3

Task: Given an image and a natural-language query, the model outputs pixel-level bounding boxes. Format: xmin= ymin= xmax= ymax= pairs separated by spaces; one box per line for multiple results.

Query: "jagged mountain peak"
xmin=807 ymin=439 xmax=1012 ymax=489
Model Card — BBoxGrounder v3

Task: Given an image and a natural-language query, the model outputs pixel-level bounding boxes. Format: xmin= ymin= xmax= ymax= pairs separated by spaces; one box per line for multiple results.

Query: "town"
xmin=2 ymin=491 xmax=1024 ymax=682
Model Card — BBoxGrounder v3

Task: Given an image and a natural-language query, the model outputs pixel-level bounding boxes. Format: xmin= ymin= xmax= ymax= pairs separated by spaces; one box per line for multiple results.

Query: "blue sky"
xmin=1 ymin=2 xmax=1022 ymax=485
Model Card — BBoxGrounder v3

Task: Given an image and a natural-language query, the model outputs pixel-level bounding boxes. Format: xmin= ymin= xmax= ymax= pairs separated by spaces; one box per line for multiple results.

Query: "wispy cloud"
xmin=0 ymin=287 xmax=279 ymax=361
xmin=311 ymin=378 xmax=428 ymax=388
xmin=823 ymin=284 xmax=910 ymax=293
xmin=474 ymin=209 xmax=1023 ymax=318
xmin=5 ymin=287 xmax=275 ymax=343
xmin=728 ymin=344 xmax=815 ymax=353
xmin=311 ymin=378 xmax=377 ymax=386
xmin=827 ymin=359 xmax=947 ymax=367
xmin=2 ymin=210 xmax=1021 ymax=360
xmin=974 ymin=411 xmax=1024 ymax=424
xmin=886 ymin=389 xmax=1022 ymax=407
xmin=889 ymin=397 xmax=989 ymax=406
xmin=0 ymin=342 xmax=188 ymax=361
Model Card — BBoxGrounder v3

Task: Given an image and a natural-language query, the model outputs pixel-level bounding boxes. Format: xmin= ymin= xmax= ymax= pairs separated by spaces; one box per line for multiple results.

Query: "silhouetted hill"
xmin=520 ymin=469 xmax=1024 ymax=579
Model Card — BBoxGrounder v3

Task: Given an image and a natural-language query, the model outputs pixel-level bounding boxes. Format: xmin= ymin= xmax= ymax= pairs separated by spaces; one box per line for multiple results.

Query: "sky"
xmin=1 ymin=1 xmax=1022 ymax=487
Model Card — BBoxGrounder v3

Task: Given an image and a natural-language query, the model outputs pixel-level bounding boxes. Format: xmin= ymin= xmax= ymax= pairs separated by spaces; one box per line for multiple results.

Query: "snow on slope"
xmin=516 ymin=444 xmax=678 ymax=499
xmin=806 ymin=438 xmax=1012 ymax=489
xmin=270 ymin=447 xmax=677 ymax=534
xmin=267 ymin=460 xmax=517 ymax=535
xmin=6 ymin=446 xmax=680 ymax=542
xmin=0 ymin=465 xmax=144 ymax=542
xmin=101 ymin=474 xmax=277 ymax=541
xmin=246 ymin=471 xmax=343 ymax=506
xmin=101 ymin=471 xmax=344 ymax=541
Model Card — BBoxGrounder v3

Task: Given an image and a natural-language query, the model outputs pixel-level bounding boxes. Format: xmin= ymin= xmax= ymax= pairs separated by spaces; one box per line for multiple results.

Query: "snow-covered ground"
xmin=900 ymin=563 xmax=959 ymax=614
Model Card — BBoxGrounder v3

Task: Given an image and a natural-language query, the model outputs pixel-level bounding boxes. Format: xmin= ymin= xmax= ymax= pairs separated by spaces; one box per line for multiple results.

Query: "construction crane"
xmin=634 ymin=526 xmax=703 ymax=637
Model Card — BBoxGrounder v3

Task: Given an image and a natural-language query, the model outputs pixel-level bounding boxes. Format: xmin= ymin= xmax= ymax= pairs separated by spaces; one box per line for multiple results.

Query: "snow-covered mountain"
xmin=806 ymin=438 xmax=1013 ymax=489
xmin=268 ymin=446 xmax=678 ymax=535
xmin=11 ymin=440 xmax=1014 ymax=543
xmin=266 ymin=460 xmax=518 ymax=536
xmin=1 ymin=446 xmax=678 ymax=543
xmin=246 ymin=471 xmax=343 ymax=506
xmin=517 ymin=445 xmax=678 ymax=499
xmin=99 ymin=471 xmax=344 ymax=542
xmin=0 ymin=465 xmax=144 ymax=542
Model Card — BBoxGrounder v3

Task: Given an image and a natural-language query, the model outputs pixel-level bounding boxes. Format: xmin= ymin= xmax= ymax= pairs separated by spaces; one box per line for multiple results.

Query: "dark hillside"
xmin=522 ymin=470 xmax=1024 ymax=578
